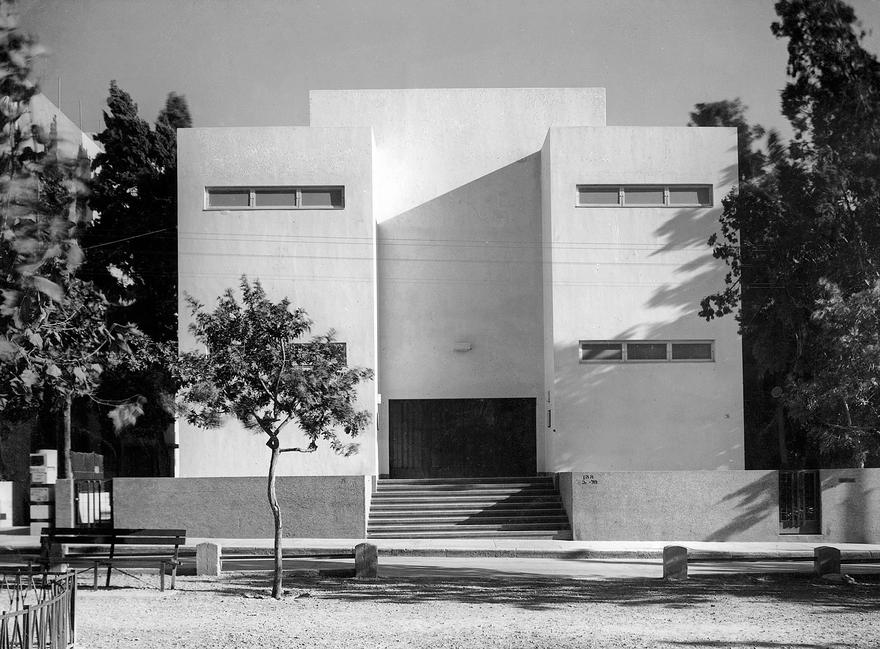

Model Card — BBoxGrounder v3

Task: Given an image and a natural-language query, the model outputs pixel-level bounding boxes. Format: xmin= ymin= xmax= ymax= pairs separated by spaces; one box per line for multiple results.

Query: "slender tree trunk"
xmin=776 ymin=401 xmax=788 ymax=469
xmin=63 ymin=396 xmax=73 ymax=480
xmin=267 ymin=444 xmax=283 ymax=599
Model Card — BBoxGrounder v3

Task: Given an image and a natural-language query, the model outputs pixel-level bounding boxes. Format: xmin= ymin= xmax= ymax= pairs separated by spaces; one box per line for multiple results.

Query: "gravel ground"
xmin=77 ymin=570 xmax=880 ymax=648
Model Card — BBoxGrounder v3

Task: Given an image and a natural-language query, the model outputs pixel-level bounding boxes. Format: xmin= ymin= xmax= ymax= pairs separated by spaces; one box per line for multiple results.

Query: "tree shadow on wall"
xmin=704 ymin=472 xmax=777 ymax=541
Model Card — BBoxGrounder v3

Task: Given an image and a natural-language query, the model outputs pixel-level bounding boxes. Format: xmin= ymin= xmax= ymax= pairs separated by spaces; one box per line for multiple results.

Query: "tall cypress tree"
xmin=84 ymin=82 xmax=192 ymax=344
xmin=701 ymin=0 xmax=880 ymax=467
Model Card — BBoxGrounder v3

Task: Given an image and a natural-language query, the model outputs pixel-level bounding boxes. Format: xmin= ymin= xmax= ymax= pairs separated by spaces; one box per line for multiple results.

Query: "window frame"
xmin=204 ymin=185 xmax=345 ymax=211
xmin=575 ymin=184 xmax=713 ymax=208
xmin=579 ymin=340 xmax=715 ymax=364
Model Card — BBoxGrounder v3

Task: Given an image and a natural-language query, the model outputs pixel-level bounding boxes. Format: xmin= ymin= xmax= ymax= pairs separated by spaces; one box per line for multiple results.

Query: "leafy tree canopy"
xmin=689 ymin=99 xmax=770 ymax=181
xmin=0 ymin=2 xmax=154 ymax=477
xmin=700 ymin=0 xmax=880 ymax=466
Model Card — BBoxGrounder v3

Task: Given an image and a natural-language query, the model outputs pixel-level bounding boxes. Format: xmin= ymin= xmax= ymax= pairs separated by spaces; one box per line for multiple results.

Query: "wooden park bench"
xmin=41 ymin=528 xmax=186 ymax=591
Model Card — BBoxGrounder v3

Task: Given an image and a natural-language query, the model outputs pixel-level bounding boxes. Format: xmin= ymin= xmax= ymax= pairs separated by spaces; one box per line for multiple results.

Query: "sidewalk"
xmin=178 ymin=536 xmax=880 ymax=560
xmin=3 ymin=526 xmax=879 ymax=559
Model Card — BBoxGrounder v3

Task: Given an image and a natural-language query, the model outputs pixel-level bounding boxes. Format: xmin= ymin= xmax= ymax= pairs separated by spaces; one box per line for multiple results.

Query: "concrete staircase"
xmin=367 ymin=476 xmax=572 ymax=539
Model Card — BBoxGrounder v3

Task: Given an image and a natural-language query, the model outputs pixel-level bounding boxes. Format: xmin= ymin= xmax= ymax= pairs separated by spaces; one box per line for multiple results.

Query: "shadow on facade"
xmin=704 ymin=472 xmax=777 ymax=541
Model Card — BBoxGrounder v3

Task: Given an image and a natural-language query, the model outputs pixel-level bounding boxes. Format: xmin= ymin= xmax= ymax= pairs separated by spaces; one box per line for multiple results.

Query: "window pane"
xmin=254 ymin=189 xmax=297 ymax=207
xmin=207 ymin=189 xmax=249 ymax=208
xmin=624 ymin=186 xmax=665 ymax=205
xmin=669 ymin=186 xmax=712 ymax=206
xmin=580 ymin=343 xmax=623 ymax=361
xmin=671 ymin=342 xmax=713 ymax=360
xmin=301 ymin=187 xmax=344 ymax=208
xmin=578 ymin=186 xmax=619 ymax=205
xmin=627 ymin=343 xmax=667 ymax=360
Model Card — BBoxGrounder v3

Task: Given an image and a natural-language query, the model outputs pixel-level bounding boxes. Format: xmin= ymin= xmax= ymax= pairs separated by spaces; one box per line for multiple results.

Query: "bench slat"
xmin=47 ymin=536 xmax=183 ymax=545
xmin=48 ymin=528 xmax=186 ymax=536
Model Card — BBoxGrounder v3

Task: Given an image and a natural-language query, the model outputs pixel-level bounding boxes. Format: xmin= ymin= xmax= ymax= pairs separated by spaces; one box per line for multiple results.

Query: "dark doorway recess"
xmin=779 ymin=470 xmax=821 ymax=534
xmin=389 ymin=398 xmax=537 ymax=478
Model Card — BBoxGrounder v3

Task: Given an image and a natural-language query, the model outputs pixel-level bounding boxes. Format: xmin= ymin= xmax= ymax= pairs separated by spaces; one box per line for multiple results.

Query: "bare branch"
xmin=279 ymin=442 xmax=318 ymax=454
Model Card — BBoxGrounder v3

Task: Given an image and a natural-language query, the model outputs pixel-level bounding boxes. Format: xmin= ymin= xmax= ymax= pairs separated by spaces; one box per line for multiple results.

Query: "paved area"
xmin=4 ymin=526 xmax=880 ymax=556
xmin=224 ymin=554 xmax=880 ymax=579
xmin=4 ymin=527 xmax=879 ymax=579
xmin=190 ymin=536 xmax=880 ymax=558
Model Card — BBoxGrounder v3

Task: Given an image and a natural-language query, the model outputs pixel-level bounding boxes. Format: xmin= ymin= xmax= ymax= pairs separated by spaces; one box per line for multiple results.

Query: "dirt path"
xmin=78 ymin=571 xmax=880 ymax=648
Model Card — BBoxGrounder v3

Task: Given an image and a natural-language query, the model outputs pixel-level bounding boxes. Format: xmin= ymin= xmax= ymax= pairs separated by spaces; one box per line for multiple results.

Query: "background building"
xmin=177 ymin=87 xmax=743 ymax=479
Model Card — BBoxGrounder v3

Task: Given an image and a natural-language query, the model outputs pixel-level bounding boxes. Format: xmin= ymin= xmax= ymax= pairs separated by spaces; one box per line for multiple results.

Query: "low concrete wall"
xmin=561 ymin=471 xmax=780 ymax=542
xmin=112 ymin=476 xmax=370 ymax=538
xmin=561 ymin=470 xmax=880 ymax=542
xmin=820 ymin=469 xmax=880 ymax=542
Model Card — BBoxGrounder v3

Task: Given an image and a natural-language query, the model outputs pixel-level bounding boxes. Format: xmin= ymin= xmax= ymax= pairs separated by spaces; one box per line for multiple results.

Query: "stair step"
xmin=369 ymin=507 xmax=567 ymax=517
xmin=376 ymin=486 xmax=556 ymax=495
xmin=372 ymin=488 xmax=558 ymax=499
xmin=369 ymin=516 xmax=570 ymax=526
xmin=367 ymin=521 xmax=569 ymax=531
xmin=376 ymin=481 xmax=554 ymax=491
xmin=379 ymin=476 xmax=553 ymax=485
xmin=368 ymin=529 xmax=573 ymax=540
xmin=368 ymin=476 xmax=570 ymax=540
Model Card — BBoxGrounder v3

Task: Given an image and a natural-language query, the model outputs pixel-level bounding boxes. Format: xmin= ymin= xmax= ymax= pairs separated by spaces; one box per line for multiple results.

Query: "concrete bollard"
xmin=814 ymin=546 xmax=841 ymax=576
xmin=662 ymin=545 xmax=688 ymax=580
xmin=354 ymin=542 xmax=378 ymax=579
xmin=196 ymin=542 xmax=222 ymax=576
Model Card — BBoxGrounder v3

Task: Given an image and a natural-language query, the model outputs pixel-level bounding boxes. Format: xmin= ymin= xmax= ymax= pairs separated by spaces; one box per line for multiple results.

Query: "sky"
xmin=16 ymin=0 xmax=880 ymax=139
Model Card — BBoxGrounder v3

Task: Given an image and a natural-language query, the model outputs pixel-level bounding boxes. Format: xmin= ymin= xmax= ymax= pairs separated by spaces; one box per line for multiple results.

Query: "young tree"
xmin=700 ymin=0 xmax=880 ymax=467
xmin=177 ymin=278 xmax=372 ymax=599
xmin=84 ymin=82 xmax=192 ymax=344
xmin=0 ymin=1 xmax=150 ymax=478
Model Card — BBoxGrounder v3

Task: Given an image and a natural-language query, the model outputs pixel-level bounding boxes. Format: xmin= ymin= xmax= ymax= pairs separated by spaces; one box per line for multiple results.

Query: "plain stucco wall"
xmin=820 ymin=469 xmax=880 ymax=542
xmin=561 ymin=470 xmax=880 ymax=543
xmin=544 ymin=127 xmax=744 ymax=471
xmin=311 ymin=88 xmax=606 ymax=475
xmin=561 ymin=471 xmax=779 ymax=541
xmin=112 ymin=476 xmax=369 ymax=538
xmin=177 ymin=126 xmax=377 ymax=477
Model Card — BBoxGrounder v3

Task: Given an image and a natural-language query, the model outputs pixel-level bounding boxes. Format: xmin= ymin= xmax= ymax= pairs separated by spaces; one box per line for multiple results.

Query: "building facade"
xmin=177 ymin=88 xmax=743 ymax=480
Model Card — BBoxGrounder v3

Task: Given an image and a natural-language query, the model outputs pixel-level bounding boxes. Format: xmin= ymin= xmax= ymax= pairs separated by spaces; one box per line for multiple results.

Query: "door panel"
xmin=779 ymin=470 xmax=821 ymax=534
xmin=389 ymin=398 xmax=536 ymax=478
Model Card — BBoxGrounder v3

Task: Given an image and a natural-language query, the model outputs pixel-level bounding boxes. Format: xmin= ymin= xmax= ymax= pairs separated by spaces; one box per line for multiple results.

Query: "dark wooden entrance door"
xmin=388 ymin=398 xmax=536 ymax=478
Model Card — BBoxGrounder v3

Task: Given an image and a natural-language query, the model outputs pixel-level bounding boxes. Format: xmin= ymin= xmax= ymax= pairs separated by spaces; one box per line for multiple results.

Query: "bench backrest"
xmin=43 ymin=528 xmax=186 ymax=547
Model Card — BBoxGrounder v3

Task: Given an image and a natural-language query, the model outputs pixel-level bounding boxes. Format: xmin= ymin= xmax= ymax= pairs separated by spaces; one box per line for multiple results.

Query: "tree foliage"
xmin=689 ymin=99 xmax=769 ymax=181
xmin=177 ymin=277 xmax=372 ymax=598
xmin=700 ymin=0 xmax=880 ymax=467
xmin=0 ymin=1 xmax=150 ymax=477
xmin=84 ymin=82 xmax=191 ymax=343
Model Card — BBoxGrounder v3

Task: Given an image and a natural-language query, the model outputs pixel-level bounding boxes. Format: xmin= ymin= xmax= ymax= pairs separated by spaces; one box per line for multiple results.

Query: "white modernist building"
xmin=177 ymin=88 xmax=744 ymax=480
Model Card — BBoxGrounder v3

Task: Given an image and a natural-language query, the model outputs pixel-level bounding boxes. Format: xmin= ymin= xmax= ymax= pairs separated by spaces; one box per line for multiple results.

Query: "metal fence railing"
xmin=74 ymin=480 xmax=112 ymax=529
xmin=0 ymin=572 xmax=76 ymax=648
xmin=779 ymin=469 xmax=821 ymax=534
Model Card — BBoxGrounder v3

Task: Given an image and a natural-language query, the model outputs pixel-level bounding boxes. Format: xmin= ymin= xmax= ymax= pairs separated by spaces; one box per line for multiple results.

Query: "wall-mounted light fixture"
xmin=453 ymin=342 xmax=473 ymax=352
